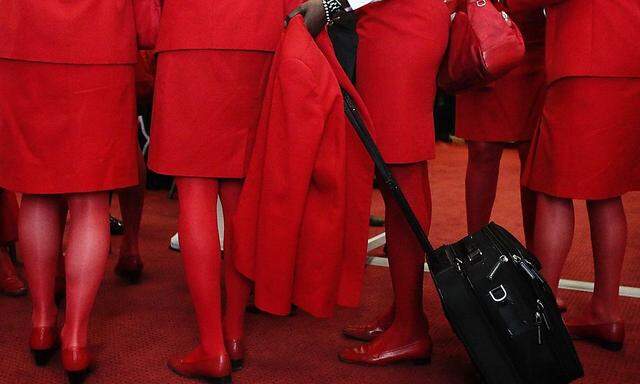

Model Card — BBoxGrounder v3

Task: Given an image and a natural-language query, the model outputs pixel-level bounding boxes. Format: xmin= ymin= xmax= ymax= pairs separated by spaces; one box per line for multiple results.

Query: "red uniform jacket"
xmin=232 ymin=17 xmax=375 ymax=318
xmin=0 ymin=190 xmax=18 ymax=245
xmin=0 ymin=0 xmax=160 ymax=64
xmin=156 ymin=0 xmax=298 ymax=53
xmin=506 ymin=0 xmax=640 ymax=82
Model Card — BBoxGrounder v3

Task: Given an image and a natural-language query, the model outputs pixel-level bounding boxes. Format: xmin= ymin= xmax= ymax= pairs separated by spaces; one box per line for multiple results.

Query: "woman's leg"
xmin=60 ymin=191 xmax=111 ymax=349
xmin=220 ymin=180 xmax=250 ymax=367
xmin=19 ymin=195 xmax=65 ymax=328
xmin=465 ymin=141 xmax=504 ymax=234
xmin=174 ymin=177 xmax=226 ymax=357
xmin=115 ymin=150 xmax=146 ymax=282
xmin=340 ymin=162 xmax=432 ymax=365
xmin=586 ymin=197 xmax=626 ymax=323
xmin=533 ymin=193 xmax=574 ymax=297
xmin=517 ymin=141 xmax=537 ymax=249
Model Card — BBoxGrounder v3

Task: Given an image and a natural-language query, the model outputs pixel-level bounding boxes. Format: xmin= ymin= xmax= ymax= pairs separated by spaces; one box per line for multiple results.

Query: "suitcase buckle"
xmin=467 ymin=248 xmax=483 ymax=263
xmin=489 ymin=285 xmax=508 ymax=303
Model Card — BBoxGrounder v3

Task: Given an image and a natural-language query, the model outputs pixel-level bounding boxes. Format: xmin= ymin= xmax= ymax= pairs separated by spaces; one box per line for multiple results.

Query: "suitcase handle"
xmin=342 ymin=90 xmax=435 ymax=255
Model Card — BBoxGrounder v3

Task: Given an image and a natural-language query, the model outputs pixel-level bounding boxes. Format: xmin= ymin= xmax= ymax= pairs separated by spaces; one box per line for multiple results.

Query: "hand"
xmin=286 ymin=0 xmax=328 ymax=37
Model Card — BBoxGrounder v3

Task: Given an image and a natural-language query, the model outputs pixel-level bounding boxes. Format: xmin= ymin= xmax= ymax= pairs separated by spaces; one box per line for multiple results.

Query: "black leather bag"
xmin=342 ymin=90 xmax=583 ymax=384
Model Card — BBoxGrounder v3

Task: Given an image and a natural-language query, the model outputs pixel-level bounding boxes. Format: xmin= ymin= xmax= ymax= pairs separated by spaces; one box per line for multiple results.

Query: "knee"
xmin=467 ymin=141 xmax=503 ymax=170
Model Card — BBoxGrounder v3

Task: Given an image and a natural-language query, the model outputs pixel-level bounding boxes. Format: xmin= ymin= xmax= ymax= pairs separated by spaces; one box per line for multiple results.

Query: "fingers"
xmin=285 ymin=5 xmax=306 ymax=26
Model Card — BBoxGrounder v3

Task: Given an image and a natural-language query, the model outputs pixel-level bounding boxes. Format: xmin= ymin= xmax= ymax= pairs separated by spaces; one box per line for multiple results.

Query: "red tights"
xmin=534 ymin=194 xmax=626 ymax=322
xmin=19 ymin=192 xmax=110 ymax=348
xmin=175 ymin=177 xmax=248 ymax=358
xmin=370 ymin=162 xmax=432 ymax=346
xmin=117 ymin=150 xmax=146 ymax=257
xmin=465 ymin=140 xmax=536 ymax=247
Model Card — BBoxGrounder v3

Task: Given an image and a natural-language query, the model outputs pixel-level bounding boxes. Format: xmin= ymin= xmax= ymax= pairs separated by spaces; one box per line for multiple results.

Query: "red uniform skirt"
xmin=0 ymin=59 xmax=138 ymax=194
xmin=356 ymin=0 xmax=450 ymax=163
xmin=523 ymin=77 xmax=640 ymax=200
xmin=455 ymin=48 xmax=546 ymax=142
xmin=148 ymin=50 xmax=273 ymax=178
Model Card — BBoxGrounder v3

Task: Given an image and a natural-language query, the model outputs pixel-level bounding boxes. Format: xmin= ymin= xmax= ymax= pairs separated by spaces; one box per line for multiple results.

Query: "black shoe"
xmin=369 ymin=215 xmax=385 ymax=227
xmin=109 ymin=216 xmax=125 ymax=236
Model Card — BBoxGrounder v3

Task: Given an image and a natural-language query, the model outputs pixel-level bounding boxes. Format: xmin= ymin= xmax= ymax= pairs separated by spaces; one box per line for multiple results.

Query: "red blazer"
xmin=0 ymin=190 xmax=18 ymax=245
xmin=232 ymin=17 xmax=374 ymax=317
xmin=156 ymin=0 xmax=299 ymax=53
xmin=507 ymin=0 xmax=640 ymax=82
xmin=0 ymin=0 xmax=160 ymax=64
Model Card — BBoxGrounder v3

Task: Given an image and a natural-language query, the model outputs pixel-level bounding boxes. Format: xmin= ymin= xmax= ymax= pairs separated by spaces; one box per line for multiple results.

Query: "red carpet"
xmin=1 ymin=142 xmax=639 ymax=383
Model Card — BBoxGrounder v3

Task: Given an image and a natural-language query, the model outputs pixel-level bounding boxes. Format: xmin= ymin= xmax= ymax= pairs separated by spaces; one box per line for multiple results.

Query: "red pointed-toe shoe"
xmin=29 ymin=326 xmax=59 ymax=366
xmin=338 ymin=335 xmax=433 ymax=366
xmin=114 ymin=254 xmax=144 ymax=284
xmin=167 ymin=348 xmax=232 ymax=383
xmin=225 ymin=339 xmax=244 ymax=372
xmin=567 ymin=320 xmax=625 ymax=351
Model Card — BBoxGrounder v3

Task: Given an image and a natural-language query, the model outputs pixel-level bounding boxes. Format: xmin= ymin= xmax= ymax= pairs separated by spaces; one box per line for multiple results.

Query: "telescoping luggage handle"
xmin=341 ymin=89 xmax=435 ymax=256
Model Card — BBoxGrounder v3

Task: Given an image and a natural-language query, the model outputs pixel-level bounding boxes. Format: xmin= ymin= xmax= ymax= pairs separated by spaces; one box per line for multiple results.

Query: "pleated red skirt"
xmin=356 ymin=0 xmax=450 ymax=163
xmin=455 ymin=48 xmax=546 ymax=142
xmin=148 ymin=50 xmax=273 ymax=178
xmin=523 ymin=77 xmax=640 ymax=199
xmin=0 ymin=59 xmax=138 ymax=194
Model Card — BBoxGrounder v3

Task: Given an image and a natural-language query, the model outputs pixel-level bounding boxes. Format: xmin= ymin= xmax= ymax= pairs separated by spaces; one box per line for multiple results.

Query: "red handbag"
xmin=437 ymin=0 xmax=526 ymax=93
xmin=133 ymin=0 xmax=162 ymax=50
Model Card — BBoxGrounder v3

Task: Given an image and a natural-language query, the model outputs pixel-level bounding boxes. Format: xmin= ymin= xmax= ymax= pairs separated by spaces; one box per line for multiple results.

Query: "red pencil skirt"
xmin=0 ymin=59 xmax=139 ymax=194
xmin=523 ymin=77 xmax=640 ymax=200
xmin=148 ymin=49 xmax=274 ymax=178
xmin=455 ymin=48 xmax=546 ymax=143
xmin=356 ymin=0 xmax=450 ymax=163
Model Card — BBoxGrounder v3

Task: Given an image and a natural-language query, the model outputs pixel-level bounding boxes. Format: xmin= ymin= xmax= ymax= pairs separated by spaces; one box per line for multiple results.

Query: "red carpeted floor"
xmin=1 ymin=142 xmax=639 ymax=383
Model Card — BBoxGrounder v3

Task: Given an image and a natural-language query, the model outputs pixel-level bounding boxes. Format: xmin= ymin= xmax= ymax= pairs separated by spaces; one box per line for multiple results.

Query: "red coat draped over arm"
xmin=232 ymin=18 xmax=375 ymax=318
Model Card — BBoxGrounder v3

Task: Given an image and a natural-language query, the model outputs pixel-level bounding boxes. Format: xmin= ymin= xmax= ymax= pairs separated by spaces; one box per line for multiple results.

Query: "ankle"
xmin=589 ymin=299 xmax=622 ymax=323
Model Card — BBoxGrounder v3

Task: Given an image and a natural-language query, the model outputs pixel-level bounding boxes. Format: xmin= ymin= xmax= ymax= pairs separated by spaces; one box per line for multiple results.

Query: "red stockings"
xmin=117 ymin=150 xmax=146 ymax=258
xmin=465 ymin=140 xmax=536 ymax=247
xmin=20 ymin=192 xmax=110 ymax=348
xmin=534 ymin=194 xmax=626 ymax=322
xmin=175 ymin=177 xmax=246 ymax=360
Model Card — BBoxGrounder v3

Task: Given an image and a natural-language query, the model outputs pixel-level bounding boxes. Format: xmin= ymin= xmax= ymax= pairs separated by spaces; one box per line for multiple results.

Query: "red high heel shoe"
xmin=62 ymin=346 xmax=91 ymax=384
xmin=29 ymin=326 xmax=59 ymax=366
xmin=338 ymin=335 xmax=433 ymax=366
xmin=225 ymin=339 xmax=244 ymax=372
xmin=167 ymin=348 xmax=232 ymax=383
xmin=114 ymin=254 xmax=144 ymax=284
xmin=567 ymin=320 xmax=625 ymax=351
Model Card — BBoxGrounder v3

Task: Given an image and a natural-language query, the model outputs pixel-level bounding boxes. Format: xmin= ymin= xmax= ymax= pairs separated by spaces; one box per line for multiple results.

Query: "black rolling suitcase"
xmin=342 ymin=90 xmax=584 ymax=384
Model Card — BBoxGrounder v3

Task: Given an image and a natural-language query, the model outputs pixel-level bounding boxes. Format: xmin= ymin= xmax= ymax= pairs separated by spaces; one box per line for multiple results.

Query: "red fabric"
xmin=156 ymin=0 xmax=297 ymax=53
xmin=0 ymin=189 xmax=18 ymax=244
xmin=232 ymin=18 xmax=374 ymax=317
xmin=355 ymin=0 xmax=450 ymax=163
xmin=134 ymin=50 xmax=156 ymax=105
xmin=148 ymin=50 xmax=273 ymax=178
xmin=0 ymin=0 xmax=160 ymax=65
xmin=507 ymin=0 xmax=640 ymax=82
xmin=523 ymin=78 xmax=640 ymax=199
xmin=0 ymin=59 xmax=139 ymax=194
xmin=455 ymin=9 xmax=546 ymax=142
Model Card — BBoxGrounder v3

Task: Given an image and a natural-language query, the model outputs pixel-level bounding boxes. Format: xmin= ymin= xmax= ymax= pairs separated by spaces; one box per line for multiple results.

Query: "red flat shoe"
xmin=62 ymin=347 xmax=91 ymax=384
xmin=29 ymin=326 xmax=59 ymax=366
xmin=114 ymin=254 xmax=144 ymax=284
xmin=567 ymin=320 xmax=625 ymax=351
xmin=342 ymin=309 xmax=394 ymax=342
xmin=338 ymin=336 xmax=432 ymax=366
xmin=225 ymin=339 xmax=244 ymax=372
xmin=167 ymin=348 xmax=232 ymax=383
